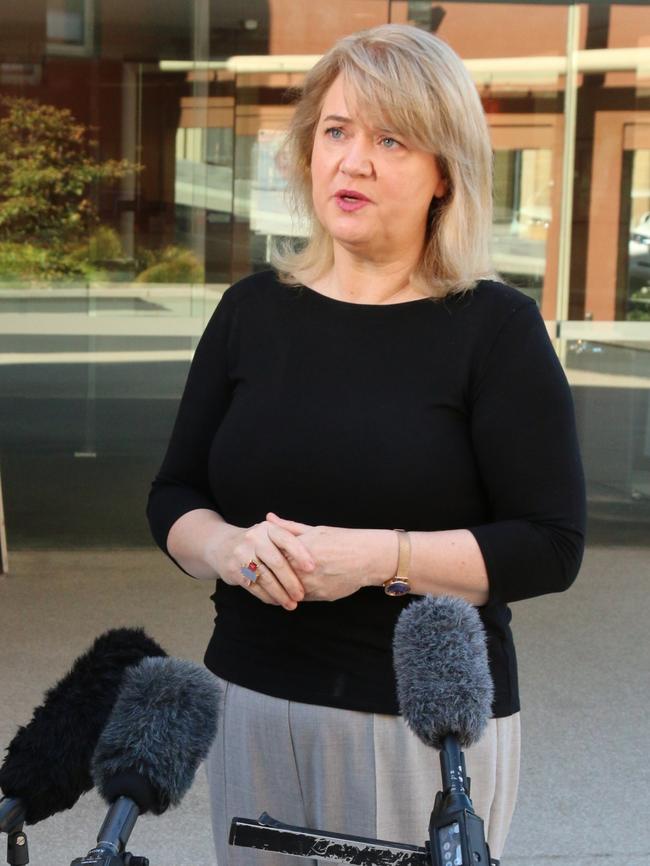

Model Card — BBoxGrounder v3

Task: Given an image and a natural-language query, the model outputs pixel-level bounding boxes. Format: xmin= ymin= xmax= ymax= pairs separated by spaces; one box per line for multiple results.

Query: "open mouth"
xmin=336 ymin=190 xmax=370 ymax=203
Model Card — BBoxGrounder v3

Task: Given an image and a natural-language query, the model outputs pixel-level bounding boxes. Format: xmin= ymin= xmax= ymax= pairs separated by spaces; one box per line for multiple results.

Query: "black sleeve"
xmin=468 ymin=301 xmax=586 ymax=604
xmin=146 ymin=288 xmax=237 ymax=556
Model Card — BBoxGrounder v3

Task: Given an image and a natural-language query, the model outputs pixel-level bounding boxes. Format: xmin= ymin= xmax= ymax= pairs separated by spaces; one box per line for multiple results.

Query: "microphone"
xmin=0 ymin=628 xmax=167 ymax=834
xmin=393 ymin=594 xmax=494 ymax=750
xmin=393 ymin=595 xmax=495 ymax=866
xmin=71 ymin=657 xmax=220 ymax=865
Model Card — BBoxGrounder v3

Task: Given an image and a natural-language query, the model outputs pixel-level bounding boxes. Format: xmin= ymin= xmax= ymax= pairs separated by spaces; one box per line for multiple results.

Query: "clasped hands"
xmin=219 ymin=512 xmax=396 ymax=610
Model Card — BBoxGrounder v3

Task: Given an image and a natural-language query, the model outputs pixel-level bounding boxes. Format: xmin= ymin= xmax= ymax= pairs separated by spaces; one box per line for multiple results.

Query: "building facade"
xmin=1 ymin=0 xmax=649 ymax=547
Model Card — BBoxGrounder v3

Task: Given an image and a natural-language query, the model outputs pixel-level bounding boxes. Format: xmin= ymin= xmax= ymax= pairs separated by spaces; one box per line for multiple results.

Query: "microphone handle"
xmin=70 ymin=797 xmax=140 ymax=866
xmin=429 ymin=735 xmax=491 ymax=866
xmin=0 ymin=796 xmax=26 ymax=834
xmin=439 ymin=734 xmax=473 ymax=810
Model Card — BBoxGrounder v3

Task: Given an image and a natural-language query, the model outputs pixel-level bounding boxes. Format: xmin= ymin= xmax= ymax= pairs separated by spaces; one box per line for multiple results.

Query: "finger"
xmin=266 ymin=523 xmax=315 ymax=572
xmin=242 ymin=566 xmax=278 ymax=605
xmin=245 ymin=574 xmax=283 ymax=607
xmin=254 ymin=563 xmax=299 ymax=610
xmin=236 ymin=543 xmax=300 ymax=608
xmin=254 ymin=542 xmax=304 ymax=606
xmin=239 ymin=526 xmax=304 ymax=606
xmin=236 ymin=559 xmax=282 ymax=605
xmin=266 ymin=512 xmax=313 ymax=534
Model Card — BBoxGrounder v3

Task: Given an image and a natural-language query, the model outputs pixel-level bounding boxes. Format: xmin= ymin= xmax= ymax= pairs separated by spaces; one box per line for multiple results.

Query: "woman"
xmin=147 ymin=24 xmax=585 ymax=865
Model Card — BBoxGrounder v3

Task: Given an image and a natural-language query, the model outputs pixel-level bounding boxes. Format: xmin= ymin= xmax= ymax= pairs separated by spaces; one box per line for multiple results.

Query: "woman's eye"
xmin=381 ymin=137 xmax=400 ymax=149
xmin=325 ymin=127 xmax=344 ymax=140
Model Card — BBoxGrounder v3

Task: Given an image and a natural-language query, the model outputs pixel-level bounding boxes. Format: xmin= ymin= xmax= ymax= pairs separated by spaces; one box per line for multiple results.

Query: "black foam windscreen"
xmin=0 ymin=628 xmax=167 ymax=825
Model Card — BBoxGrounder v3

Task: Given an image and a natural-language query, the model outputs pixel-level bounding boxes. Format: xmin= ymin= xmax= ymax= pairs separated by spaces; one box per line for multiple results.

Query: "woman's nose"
xmin=339 ymin=140 xmax=373 ymax=176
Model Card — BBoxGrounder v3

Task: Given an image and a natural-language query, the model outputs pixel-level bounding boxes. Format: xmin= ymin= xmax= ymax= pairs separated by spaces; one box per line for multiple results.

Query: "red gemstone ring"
xmin=240 ymin=559 xmax=261 ymax=583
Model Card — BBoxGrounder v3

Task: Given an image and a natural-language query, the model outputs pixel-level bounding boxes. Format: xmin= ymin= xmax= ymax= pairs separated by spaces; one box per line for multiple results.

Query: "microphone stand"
xmin=229 ymin=735 xmax=498 ymax=866
xmin=69 ymin=797 xmax=149 ymax=866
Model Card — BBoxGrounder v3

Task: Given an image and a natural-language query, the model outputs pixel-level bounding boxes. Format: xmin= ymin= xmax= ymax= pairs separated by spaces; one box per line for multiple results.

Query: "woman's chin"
xmin=330 ymin=230 xmax=379 ymax=254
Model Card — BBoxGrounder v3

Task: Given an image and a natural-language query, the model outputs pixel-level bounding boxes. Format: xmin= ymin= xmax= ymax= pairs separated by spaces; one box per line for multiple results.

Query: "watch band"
xmin=383 ymin=529 xmax=411 ymax=596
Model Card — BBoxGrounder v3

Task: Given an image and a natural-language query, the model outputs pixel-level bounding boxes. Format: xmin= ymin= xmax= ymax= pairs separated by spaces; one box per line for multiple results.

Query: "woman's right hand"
xmin=212 ymin=519 xmax=315 ymax=611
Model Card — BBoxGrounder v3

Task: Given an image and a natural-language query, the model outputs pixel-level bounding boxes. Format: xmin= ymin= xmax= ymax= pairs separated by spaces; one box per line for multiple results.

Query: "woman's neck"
xmin=307 ymin=249 xmax=428 ymax=305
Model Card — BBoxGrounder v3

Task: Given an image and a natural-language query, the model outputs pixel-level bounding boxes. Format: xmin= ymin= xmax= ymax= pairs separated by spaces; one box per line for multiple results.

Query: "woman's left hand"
xmin=265 ymin=512 xmax=395 ymax=601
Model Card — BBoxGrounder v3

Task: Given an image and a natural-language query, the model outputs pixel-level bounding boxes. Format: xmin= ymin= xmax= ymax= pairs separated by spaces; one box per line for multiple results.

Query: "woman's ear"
xmin=433 ymin=155 xmax=450 ymax=200
xmin=434 ymin=177 xmax=448 ymax=199
xmin=427 ymin=183 xmax=449 ymax=224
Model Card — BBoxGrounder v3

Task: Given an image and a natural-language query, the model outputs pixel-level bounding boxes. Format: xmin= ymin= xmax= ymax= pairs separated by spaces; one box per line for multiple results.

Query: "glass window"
xmin=625 ymin=148 xmax=650 ymax=322
xmin=1 ymin=0 xmax=649 ymax=546
xmin=46 ymin=0 xmax=92 ymax=54
xmin=391 ymin=1 xmax=569 ymax=317
xmin=568 ymin=5 xmax=650 ymax=322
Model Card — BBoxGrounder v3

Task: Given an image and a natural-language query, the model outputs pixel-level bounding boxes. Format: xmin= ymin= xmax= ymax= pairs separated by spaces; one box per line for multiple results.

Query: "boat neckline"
xmin=292 ymin=283 xmax=438 ymax=309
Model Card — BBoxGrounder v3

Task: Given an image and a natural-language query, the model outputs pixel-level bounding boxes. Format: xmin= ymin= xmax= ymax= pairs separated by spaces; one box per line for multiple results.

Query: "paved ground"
xmin=0 ymin=545 xmax=648 ymax=866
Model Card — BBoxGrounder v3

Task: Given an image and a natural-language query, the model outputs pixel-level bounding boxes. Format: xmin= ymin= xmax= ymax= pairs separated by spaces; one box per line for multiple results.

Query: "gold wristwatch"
xmin=383 ymin=529 xmax=411 ymax=596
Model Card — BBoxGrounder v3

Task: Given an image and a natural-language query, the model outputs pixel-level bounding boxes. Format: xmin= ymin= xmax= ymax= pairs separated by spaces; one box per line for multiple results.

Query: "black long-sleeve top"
xmin=147 ymin=270 xmax=586 ymax=717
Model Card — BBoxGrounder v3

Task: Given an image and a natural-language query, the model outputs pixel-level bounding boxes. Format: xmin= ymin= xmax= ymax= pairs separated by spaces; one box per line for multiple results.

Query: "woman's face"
xmin=310 ymin=74 xmax=447 ymax=263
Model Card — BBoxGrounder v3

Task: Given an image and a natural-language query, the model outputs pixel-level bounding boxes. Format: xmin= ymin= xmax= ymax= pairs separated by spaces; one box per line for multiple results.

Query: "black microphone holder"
xmin=0 ymin=798 xmax=29 ymax=866
xmin=230 ymin=734 xmax=499 ymax=866
xmin=69 ymin=851 xmax=148 ymax=866
xmin=5 ymin=828 xmax=29 ymax=866
xmin=69 ymin=797 xmax=149 ymax=866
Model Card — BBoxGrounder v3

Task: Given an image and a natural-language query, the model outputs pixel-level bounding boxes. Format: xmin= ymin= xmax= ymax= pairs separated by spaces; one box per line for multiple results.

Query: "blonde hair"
xmin=271 ymin=24 xmax=498 ymax=296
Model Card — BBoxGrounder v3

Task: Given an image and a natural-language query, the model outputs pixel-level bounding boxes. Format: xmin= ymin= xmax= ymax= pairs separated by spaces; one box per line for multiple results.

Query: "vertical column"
xmin=0 ymin=469 xmax=8 ymax=575
xmin=556 ymin=3 xmax=581 ymax=327
xmin=120 ymin=63 xmax=139 ymax=259
xmin=190 ymin=0 xmax=210 ymax=277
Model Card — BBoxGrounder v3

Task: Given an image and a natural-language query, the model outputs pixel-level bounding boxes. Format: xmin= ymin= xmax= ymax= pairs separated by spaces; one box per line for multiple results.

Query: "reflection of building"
xmin=1 ymin=0 xmax=650 ymax=546
xmin=3 ymin=2 xmax=649 ymax=313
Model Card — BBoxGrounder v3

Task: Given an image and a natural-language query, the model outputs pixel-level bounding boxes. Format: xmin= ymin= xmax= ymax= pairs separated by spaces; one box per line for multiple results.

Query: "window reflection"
xmin=578 ymin=66 xmax=650 ymax=322
xmin=46 ymin=0 xmax=92 ymax=55
xmin=567 ymin=338 xmax=650 ymax=543
xmin=625 ymin=150 xmax=650 ymax=321
xmin=0 ymin=0 xmax=649 ymax=546
xmin=492 ymin=149 xmax=553 ymax=305
xmin=391 ymin=2 xmax=569 ymax=314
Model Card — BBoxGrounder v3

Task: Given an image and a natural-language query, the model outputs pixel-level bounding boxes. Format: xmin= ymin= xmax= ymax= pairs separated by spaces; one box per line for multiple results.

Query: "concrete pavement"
xmin=0 ymin=545 xmax=648 ymax=866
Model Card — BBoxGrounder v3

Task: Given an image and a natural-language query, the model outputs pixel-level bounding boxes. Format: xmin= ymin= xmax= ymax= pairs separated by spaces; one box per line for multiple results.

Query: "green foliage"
xmin=62 ymin=227 xmax=135 ymax=282
xmin=0 ymin=96 xmax=141 ymax=279
xmin=627 ymin=287 xmax=650 ymax=321
xmin=86 ymin=226 xmax=125 ymax=263
xmin=0 ymin=227 xmax=132 ymax=282
xmin=0 ymin=242 xmax=62 ymax=281
xmin=0 ymin=98 xmax=204 ymax=286
xmin=135 ymin=246 xmax=204 ymax=283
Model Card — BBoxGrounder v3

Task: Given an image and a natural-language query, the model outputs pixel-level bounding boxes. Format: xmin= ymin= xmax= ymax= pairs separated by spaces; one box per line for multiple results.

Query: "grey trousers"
xmin=205 ymin=677 xmax=520 ymax=866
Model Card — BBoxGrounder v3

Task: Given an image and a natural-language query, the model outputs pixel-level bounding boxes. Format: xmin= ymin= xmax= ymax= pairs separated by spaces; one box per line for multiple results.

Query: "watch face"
xmin=385 ymin=579 xmax=410 ymax=596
